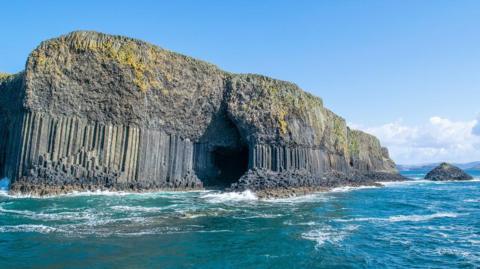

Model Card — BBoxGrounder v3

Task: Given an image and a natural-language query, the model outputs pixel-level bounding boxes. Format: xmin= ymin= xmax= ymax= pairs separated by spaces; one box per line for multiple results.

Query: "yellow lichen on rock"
xmin=0 ymin=73 xmax=12 ymax=82
xmin=75 ymin=37 xmax=157 ymax=92
xmin=348 ymin=129 xmax=360 ymax=156
xmin=277 ymin=110 xmax=288 ymax=135
xmin=332 ymin=115 xmax=348 ymax=155
xmin=31 ymin=31 xmax=165 ymax=92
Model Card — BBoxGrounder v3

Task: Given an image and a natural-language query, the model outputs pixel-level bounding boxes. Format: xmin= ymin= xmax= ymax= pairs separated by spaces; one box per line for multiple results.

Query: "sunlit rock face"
xmin=0 ymin=31 xmax=400 ymax=195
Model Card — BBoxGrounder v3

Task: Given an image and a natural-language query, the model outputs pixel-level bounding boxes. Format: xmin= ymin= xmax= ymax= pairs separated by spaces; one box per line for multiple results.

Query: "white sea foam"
xmin=468 ymin=239 xmax=480 ymax=245
xmin=388 ymin=212 xmax=460 ymax=222
xmin=302 ymin=224 xmax=358 ymax=248
xmin=435 ymin=247 xmax=480 ymax=262
xmin=114 ymin=228 xmax=232 ymax=237
xmin=263 ymin=193 xmax=329 ymax=203
xmin=0 ymin=224 xmax=59 ymax=233
xmin=201 ymin=190 xmax=258 ymax=203
xmin=178 ymin=213 xmax=210 ymax=219
xmin=283 ymin=220 xmax=317 ymax=226
xmin=0 ymin=204 xmax=96 ymax=221
xmin=254 ymin=213 xmax=283 ymax=218
xmin=379 ymin=178 xmax=480 ymax=187
xmin=67 ymin=189 xmax=208 ymax=197
xmin=379 ymin=180 xmax=436 ymax=187
xmin=110 ymin=205 xmax=174 ymax=213
xmin=0 ymin=189 xmax=208 ymax=199
xmin=0 ymin=189 xmax=133 ymax=199
xmin=233 ymin=213 xmax=284 ymax=219
xmin=336 ymin=212 xmax=462 ymax=223
xmin=330 ymin=185 xmax=379 ymax=192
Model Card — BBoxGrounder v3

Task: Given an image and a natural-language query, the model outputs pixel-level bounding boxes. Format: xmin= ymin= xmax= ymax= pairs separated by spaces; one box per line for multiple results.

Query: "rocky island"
xmin=0 ymin=31 xmax=406 ymax=196
xmin=425 ymin=163 xmax=473 ymax=181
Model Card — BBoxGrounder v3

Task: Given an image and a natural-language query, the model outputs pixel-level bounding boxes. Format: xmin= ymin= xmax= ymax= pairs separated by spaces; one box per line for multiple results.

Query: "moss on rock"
xmin=0 ymin=73 xmax=12 ymax=83
xmin=29 ymin=31 xmax=219 ymax=92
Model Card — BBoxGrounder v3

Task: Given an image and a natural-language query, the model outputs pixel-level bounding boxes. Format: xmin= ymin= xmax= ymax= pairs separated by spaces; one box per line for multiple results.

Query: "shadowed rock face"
xmin=425 ymin=163 xmax=473 ymax=181
xmin=0 ymin=31 xmax=402 ymax=195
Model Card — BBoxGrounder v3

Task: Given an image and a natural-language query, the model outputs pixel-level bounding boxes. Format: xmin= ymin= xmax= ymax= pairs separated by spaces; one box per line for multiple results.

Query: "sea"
xmin=0 ymin=170 xmax=479 ymax=268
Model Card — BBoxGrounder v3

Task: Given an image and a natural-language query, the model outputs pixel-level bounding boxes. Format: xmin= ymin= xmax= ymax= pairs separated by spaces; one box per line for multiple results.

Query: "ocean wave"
xmin=110 ymin=205 xmax=175 ymax=213
xmin=389 ymin=212 xmax=460 ymax=222
xmin=263 ymin=193 xmax=330 ymax=203
xmin=330 ymin=185 xmax=379 ymax=192
xmin=0 ymin=204 xmax=154 ymax=225
xmin=336 ymin=212 xmax=462 ymax=223
xmin=114 ymin=229 xmax=233 ymax=237
xmin=0 ymin=204 xmax=95 ymax=221
xmin=435 ymin=247 xmax=480 ymax=262
xmin=0 ymin=189 xmax=135 ymax=199
xmin=232 ymin=213 xmax=284 ymax=219
xmin=379 ymin=178 xmax=480 ymax=189
xmin=0 ymin=189 xmax=208 ymax=199
xmin=301 ymin=224 xmax=358 ymax=248
xmin=284 ymin=220 xmax=317 ymax=226
xmin=0 ymin=224 xmax=59 ymax=233
xmin=177 ymin=212 xmax=210 ymax=219
xmin=201 ymin=190 xmax=258 ymax=203
xmin=380 ymin=180 xmax=434 ymax=187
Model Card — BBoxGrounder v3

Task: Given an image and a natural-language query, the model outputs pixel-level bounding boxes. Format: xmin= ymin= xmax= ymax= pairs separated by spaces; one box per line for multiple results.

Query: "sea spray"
xmin=200 ymin=190 xmax=258 ymax=203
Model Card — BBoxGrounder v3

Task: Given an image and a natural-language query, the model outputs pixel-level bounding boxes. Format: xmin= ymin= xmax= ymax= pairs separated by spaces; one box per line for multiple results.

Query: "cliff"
xmin=0 ymin=31 xmax=403 ymax=195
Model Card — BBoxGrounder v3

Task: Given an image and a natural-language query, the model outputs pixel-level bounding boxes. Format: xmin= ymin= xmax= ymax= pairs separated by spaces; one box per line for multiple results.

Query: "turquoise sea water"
xmin=1 ymin=171 xmax=479 ymax=268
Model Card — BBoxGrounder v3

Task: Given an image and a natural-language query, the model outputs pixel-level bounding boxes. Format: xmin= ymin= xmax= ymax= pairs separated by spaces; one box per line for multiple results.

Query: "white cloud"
xmin=473 ymin=115 xmax=480 ymax=136
xmin=351 ymin=117 xmax=480 ymax=164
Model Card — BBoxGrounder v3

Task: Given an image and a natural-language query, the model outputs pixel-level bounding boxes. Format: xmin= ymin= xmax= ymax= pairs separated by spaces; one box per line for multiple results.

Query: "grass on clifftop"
xmin=238 ymin=74 xmax=324 ymax=136
xmin=0 ymin=72 xmax=17 ymax=86
xmin=0 ymin=73 xmax=12 ymax=81
xmin=30 ymin=31 xmax=219 ymax=92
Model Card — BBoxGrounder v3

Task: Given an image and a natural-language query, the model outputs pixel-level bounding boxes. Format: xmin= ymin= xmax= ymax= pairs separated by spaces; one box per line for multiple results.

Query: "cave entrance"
xmin=194 ymin=107 xmax=250 ymax=189
xmin=210 ymin=145 xmax=249 ymax=188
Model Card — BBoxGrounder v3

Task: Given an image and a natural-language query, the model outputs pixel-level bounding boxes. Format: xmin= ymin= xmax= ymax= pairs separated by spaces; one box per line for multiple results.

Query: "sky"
xmin=1 ymin=1 xmax=479 ymax=164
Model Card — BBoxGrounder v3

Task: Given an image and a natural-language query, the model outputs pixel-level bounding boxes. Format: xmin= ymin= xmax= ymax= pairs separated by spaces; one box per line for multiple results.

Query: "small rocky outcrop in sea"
xmin=424 ymin=163 xmax=473 ymax=181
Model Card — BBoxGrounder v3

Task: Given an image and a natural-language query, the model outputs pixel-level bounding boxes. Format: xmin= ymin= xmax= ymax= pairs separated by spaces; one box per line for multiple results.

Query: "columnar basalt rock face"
xmin=0 ymin=31 xmax=402 ymax=195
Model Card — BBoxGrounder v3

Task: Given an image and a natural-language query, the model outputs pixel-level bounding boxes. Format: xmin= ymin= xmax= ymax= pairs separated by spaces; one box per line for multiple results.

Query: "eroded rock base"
xmin=231 ymin=169 xmax=408 ymax=198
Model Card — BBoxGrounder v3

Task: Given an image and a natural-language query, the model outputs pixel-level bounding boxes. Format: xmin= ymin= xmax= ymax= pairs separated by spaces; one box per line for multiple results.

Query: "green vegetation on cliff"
xmin=0 ymin=73 xmax=12 ymax=83
xmin=0 ymin=72 xmax=23 ymax=90
xmin=347 ymin=128 xmax=361 ymax=156
xmin=29 ymin=31 xmax=219 ymax=92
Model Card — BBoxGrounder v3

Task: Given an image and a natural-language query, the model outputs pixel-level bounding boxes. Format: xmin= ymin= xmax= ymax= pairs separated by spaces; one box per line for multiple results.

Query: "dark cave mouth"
xmin=207 ymin=145 xmax=249 ymax=188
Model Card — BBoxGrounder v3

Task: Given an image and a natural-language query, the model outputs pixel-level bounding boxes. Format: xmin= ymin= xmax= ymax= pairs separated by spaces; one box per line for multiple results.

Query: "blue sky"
xmin=1 ymin=1 xmax=479 ymax=164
